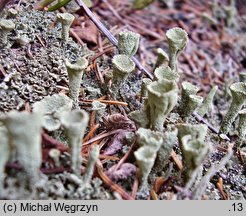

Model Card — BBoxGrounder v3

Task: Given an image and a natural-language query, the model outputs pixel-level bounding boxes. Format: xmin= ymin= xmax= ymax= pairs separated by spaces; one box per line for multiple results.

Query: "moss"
xmin=132 ymin=0 xmax=155 ymax=9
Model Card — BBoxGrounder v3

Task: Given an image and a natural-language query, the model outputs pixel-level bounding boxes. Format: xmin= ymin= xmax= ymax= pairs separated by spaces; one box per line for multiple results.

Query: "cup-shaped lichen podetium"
xmin=153 ymin=65 xmax=179 ymax=82
xmin=154 ymin=48 xmax=169 ymax=69
xmin=177 ymin=123 xmax=208 ymax=145
xmin=136 ymin=127 xmax=163 ymax=151
xmin=83 ymin=145 xmax=99 ymax=184
xmin=118 ymin=30 xmax=140 ymax=57
xmin=57 ymin=13 xmax=75 ymax=42
xmin=154 ymin=129 xmax=177 ymax=173
xmin=239 ymin=72 xmax=246 ymax=83
xmin=147 ymin=79 xmax=178 ymax=131
xmin=177 ymin=123 xmax=208 ymax=182
xmin=178 ymin=81 xmax=199 ymax=118
xmin=134 ymin=146 xmax=157 ymax=189
xmin=0 ymin=126 xmax=9 ymax=197
xmin=181 ymin=94 xmax=203 ymax=119
xmin=60 ymin=110 xmax=89 ymax=175
xmin=32 ymin=93 xmax=73 ymax=131
xmin=111 ymin=54 xmax=135 ymax=93
xmin=65 ymin=58 xmax=88 ymax=108
xmin=180 ymin=135 xmax=209 ymax=182
xmin=0 ymin=111 xmax=42 ymax=188
xmin=220 ymin=82 xmax=246 ymax=135
xmin=0 ymin=19 xmax=15 ymax=47
xmin=166 ymin=27 xmax=188 ymax=71
xmin=238 ymin=109 xmax=246 ymax=140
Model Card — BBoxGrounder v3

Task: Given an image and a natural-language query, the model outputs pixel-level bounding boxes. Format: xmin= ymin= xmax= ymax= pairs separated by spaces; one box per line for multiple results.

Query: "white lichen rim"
xmin=188 ymin=94 xmax=203 ymax=102
xmin=154 ymin=65 xmax=179 ymax=80
xmin=112 ymin=54 xmax=136 ymax=74
xmin=147 ymin=79 xmax=177 ymax=98
xmin=166 ymin=27 xmax=188 ymax=48
xmin=57 ymin=13 xmax=75 ymax=23
xmin=156 ymin=48 xmax=169 ymax=59
xmin=65 ymin=58 xmax=88 ymax=71
xmin=0 ymin=19 xmax=15 ymax=30
xmin=182 ymin=81 xmax=199 ymax=93
xmin=181 ymin=135 xmax=206 ymax=152
xmin=119 ymin=30 xmax=140 ymax=40
xmin=239 ymin=108 xmax=246 ymax=115
xmin=230 ymin=82 xmax=246 ymax=96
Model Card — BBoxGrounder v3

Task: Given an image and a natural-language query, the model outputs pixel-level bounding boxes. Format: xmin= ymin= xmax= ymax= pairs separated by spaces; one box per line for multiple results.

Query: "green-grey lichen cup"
xmin=154 ymin=66 xmax=180 ymax=82
xmin=0 ymin=19 xmax=15 ymax=47
xmin=65 ymin=58 xmax=88 ymax=108
xmin=0 ymin=111 xmax=42 ymax=189
xmin=57 ymin=13 xmax=75 ymax=42
xmin=32 ymin=93 xmax=73 ymax=131
xmin=134 ymin=146 xmax=156 ymax=189
xmin=154 ymin=48 xmax=169 ymax=69
xmin=118 ymin=30 xmax=140 ymax=57
xmin=60 ymin=110 xmax=89 ymax=175
xmin=177 ymin=123 xmax=208 ymax=182
xmin=147 ymin=79 xmax=178 ymax=131
xmin=166 ymin=27 xmax=188 ymax=71
xmin=111 ymin=54 xmax=135 ymax=94
xmin=220 ymin=82 xmax=246 ymax=135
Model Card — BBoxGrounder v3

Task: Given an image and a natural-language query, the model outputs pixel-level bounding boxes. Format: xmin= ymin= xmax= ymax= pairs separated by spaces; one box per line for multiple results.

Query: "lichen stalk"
xmin=65 ymin=58 xmax=88 ymax=109
xmin=60 ymin=110 xmax=89 ymax=175
xmin=220 ymin=82 xmax=246 ymax=135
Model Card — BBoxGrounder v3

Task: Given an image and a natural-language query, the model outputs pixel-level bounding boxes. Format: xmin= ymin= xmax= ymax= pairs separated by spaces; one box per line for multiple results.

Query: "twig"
xmin=114 ymin=137 xmax=137 ymax=171
xmin=216 ymin=177 xmax=228 ymax=200
xmin=83 ymin=129 xmax=123 ymax=146
xmin=131 ymin=173 xmax=139 ymax=199
xmin=83 ymin=123 xmax=99 ymax=142
xmin=75 ymin=0 xmax=153 ymax=79
xmin=170 ymin=150 xmax=183 ymax=170
xmin=81 ymin=99 xmax=128 ymax=106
